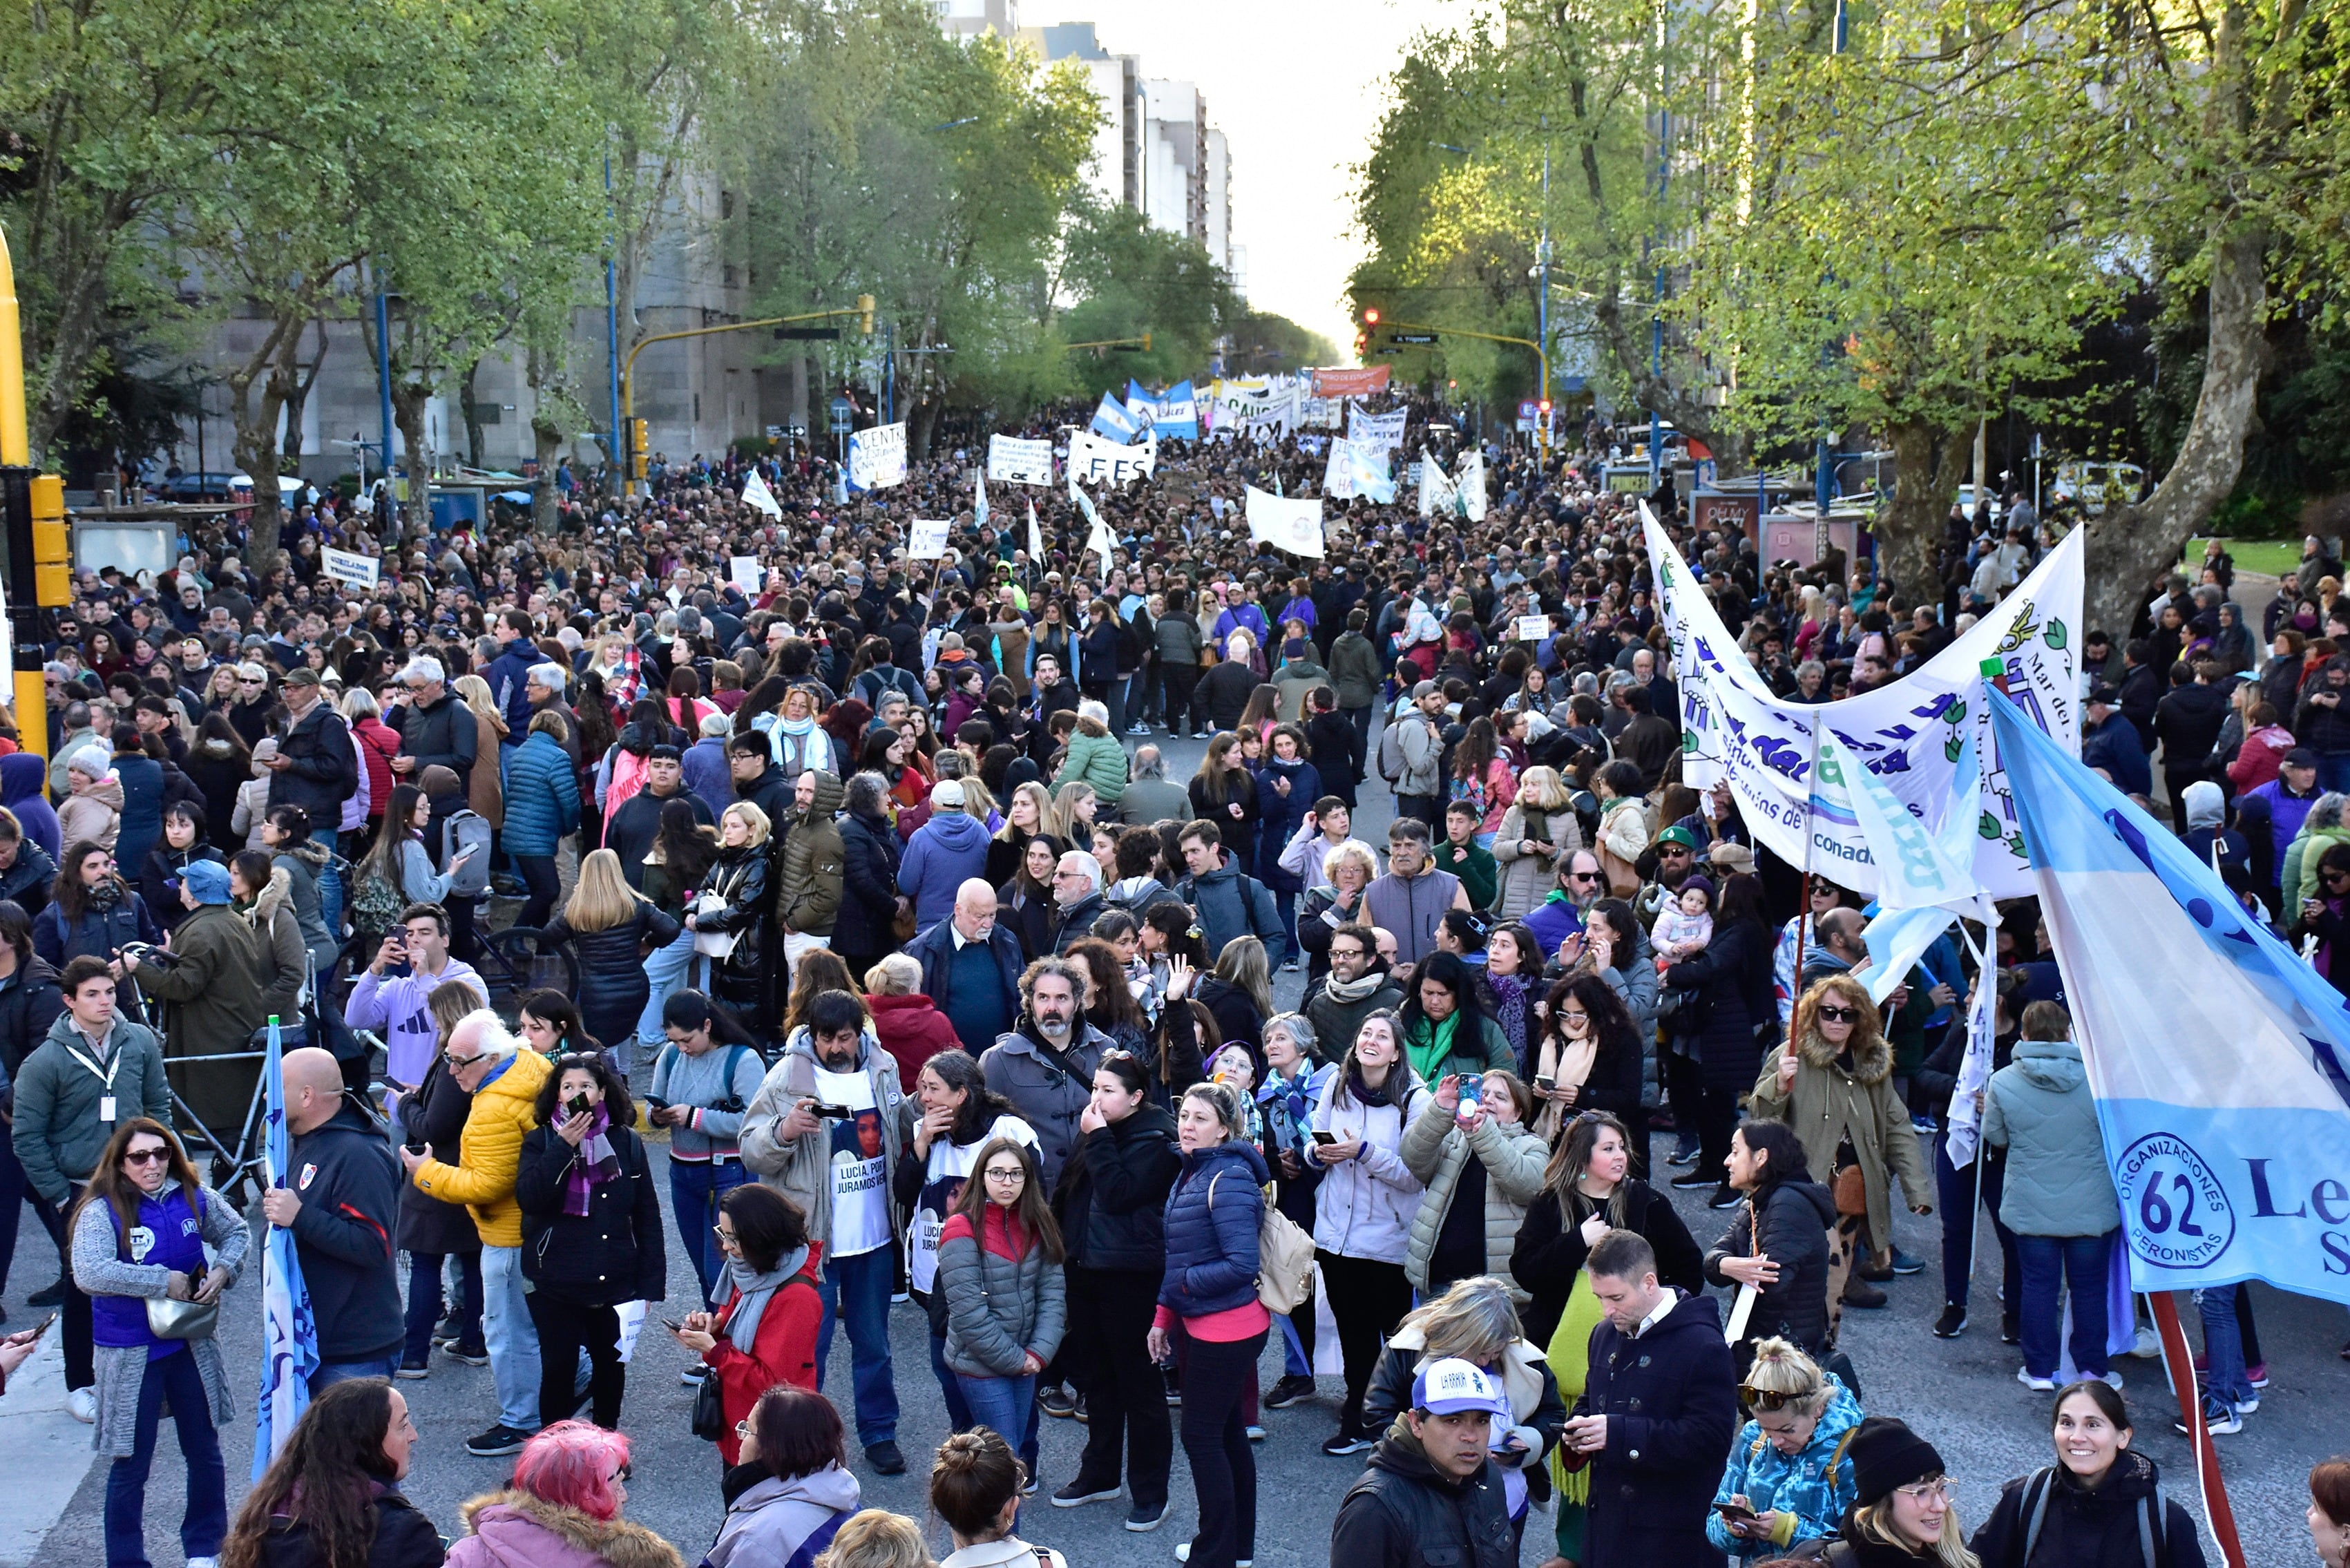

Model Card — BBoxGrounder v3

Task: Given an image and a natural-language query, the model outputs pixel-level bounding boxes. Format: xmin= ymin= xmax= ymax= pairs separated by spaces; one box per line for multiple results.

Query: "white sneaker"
xmin=66 ymin=1386 xmax=97 ymax=1423
xmin=186 ymin=1559 xmax=218 ymax=1568
xmin=2099 ymin=1370 xmax=2125 ymax=1392
xmin=2016 ymin=1367 xmax=2056 ymax=1393
xmin=1174 ymin=1548 xmax=1251 ymax=1567
xmin=2129 ymin=1325 xmax=2161 ymax=1358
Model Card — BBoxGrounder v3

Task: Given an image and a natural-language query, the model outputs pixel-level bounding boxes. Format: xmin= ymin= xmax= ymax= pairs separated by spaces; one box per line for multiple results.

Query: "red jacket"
xmin=2228 ymin=723 xmax=2293 ymax=794
xmin=706 ymin=1239 xmax=824 ymax=1466
xmin=352 ymin=716 xmax=401 ymax=820
xmin=868 ymin=991 xmax=960 ymax=1085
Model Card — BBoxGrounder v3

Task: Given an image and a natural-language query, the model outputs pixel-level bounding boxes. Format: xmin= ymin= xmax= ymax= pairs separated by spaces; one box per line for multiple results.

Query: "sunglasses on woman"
xmin=123 ymin=1147 xmax=172 ymax=1167
xmin=1738 ymin=1384 xmax=1818 ymax=1411
xmin=1815 ymin=1005 xmax=1860 ymax=1023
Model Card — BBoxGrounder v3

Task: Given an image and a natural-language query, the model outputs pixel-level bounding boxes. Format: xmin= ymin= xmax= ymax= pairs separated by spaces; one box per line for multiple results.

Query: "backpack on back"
xmin=442 ymin=809 xmax=493 ymax=898
xmin=1376 ymin=718 xmax=1409 ymax=784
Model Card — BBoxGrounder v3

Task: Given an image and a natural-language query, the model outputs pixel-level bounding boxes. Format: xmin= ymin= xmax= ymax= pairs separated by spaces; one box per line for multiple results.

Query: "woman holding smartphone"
xmin=513 ymin=1053 xmax=665 ymax=1431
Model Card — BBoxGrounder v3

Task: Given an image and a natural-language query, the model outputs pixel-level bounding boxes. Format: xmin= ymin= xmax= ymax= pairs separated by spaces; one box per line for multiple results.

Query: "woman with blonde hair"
xmin=1050 ymin=780 xmax=1100 ymax=845
xmin=542 ymin=847 xmax=680 ymax=1075
xmin=1493 ymin=766 xmax=1583 ymax=921
xmin=1706 ymin=1337 xmax=1864 ymax=1560
xmin=1359 ymin=1275 xmax=1565 ymax=1545
xmin=986 ymin=781 xmax=1060 ymax=887
xmin=695 ymin=801 xmax=773 ymax=1021
xmin=1750 ymin=974 xmax=1935 ymax=1320
xmin=448 ymin=673 xmax=508 ymax=830
xmin=1827 ymin=1417 xmax=1977 ymax=1568
xmin=1296 ymin=839 xmax=1377 ymax=988
xmin=816 ymin=1509 xmax=935 ymax=1568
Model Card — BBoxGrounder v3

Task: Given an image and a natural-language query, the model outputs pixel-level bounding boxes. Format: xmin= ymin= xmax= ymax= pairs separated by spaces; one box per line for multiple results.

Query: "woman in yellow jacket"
xmin=399 ymin=1009 xmax=555 ymax=1456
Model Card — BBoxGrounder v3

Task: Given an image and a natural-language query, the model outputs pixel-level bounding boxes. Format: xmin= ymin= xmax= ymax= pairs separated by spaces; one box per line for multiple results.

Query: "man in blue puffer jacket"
xmin=899 ymin=781 xmax=992 ymax=935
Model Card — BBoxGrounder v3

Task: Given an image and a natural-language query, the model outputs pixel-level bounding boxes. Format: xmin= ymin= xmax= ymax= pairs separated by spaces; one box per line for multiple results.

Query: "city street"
xmin=5 ymin=725 xmax=2344 ymax=1566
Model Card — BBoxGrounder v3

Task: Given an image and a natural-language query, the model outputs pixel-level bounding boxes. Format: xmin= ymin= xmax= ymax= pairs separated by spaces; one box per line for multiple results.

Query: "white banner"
xmin=1245 ymin=486 xmax=1325 ymax=558
xmin=1647 ymin=508 xmax=2083 ymax=900
xmin=1418 ymin=451 xmax=1458 ymax=518
xmin=908 ymin=518 xmax=950 ymax=560
xmin=1455 ymin=447 xmax=1487 ymax=521
xmin=321 ymin=547 xmax=380 ymax=589
xmin=1026 ymin=499 xmax=1045 ymax=562
xmin=1068 ymin=428 xmax=1157 ymax=487
xmin=739 ymin=468 xmax=782 ymax=517
xmin=847 ymin=422 xmax=907 ymax=490
xmin=1348 ymin=405 xmax=1407 ymax=452
xmin=1321 ymin=437 xmax=1395 ymax=504
xmin=987 ymin=434 xmax=1055 ymax=486
xmin=729 ymin=556 xmax=764 ymax=596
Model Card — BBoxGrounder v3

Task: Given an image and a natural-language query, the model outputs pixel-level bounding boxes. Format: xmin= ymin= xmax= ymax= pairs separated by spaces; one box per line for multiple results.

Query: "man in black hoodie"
xmin=261 ymin=1045 xmax=404 ymax=1389
xmin=727 ymin=734 xmax=796 ymax=830
xmin=1330 ymin=1357 xmax=1520 ymax=1568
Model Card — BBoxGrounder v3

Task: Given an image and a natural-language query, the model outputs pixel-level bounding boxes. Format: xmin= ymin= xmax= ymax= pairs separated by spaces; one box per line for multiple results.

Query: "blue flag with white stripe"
xmin=1989 ymin=694 xmax=2350 ymax=1303
xmin=1089 ymin=393 xmax=1140 ymax=443
xmin=254 ymin=1016 xmax=317 ymax=1476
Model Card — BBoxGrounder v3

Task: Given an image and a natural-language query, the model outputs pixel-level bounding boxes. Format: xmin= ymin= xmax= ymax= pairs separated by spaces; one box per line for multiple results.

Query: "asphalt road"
xmin=8 ymin=722 xmax=2346 ymax=1566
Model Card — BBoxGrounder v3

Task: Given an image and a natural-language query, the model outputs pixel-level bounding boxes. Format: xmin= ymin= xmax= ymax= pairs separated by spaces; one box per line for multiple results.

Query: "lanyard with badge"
xmin=67 ymin=1038 xmax=123 ymax=1124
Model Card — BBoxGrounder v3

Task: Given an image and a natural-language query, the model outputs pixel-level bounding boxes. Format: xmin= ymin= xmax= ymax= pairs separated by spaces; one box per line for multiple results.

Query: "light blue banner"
xmin=1090 ymin=392 xmax=1140 ymax=443
xmin=1991 ymin=692 xmax=2350 ymax=1304
xmin=1157 ymin=380 xmax=1200 ymax=439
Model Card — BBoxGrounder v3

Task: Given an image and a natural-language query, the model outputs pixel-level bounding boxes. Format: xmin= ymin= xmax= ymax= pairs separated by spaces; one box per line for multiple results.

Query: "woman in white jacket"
xmin=1306 ymin=1008 xmax=1426 ymax=1457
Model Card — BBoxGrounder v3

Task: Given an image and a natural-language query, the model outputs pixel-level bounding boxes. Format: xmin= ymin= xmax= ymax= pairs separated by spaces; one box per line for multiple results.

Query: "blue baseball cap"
xmin=182 ymin=859 xmax=231 ymax=906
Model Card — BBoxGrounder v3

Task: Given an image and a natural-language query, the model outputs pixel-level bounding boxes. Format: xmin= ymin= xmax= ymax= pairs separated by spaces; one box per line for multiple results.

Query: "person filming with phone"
xmin=346 ymin=903 xmax=486 ymax=1093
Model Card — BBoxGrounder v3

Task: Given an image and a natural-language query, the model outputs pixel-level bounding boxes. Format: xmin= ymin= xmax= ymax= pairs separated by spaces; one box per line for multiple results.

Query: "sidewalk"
xmin=0 ymin=1319 xmax=101 ymax=1567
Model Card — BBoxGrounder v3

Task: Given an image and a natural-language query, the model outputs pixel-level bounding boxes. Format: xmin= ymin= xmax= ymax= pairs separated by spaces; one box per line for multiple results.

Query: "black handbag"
xmin=691 ymin=1356 xmax=727 ymax=1441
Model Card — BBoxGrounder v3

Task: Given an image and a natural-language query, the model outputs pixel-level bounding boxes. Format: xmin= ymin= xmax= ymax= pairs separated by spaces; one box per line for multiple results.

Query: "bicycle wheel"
xmin=481 ymin=926 xmax=578 ymax=1021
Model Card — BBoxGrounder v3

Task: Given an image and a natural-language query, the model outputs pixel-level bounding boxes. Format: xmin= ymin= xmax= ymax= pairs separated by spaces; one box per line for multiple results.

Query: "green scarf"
xmin=1406 ymin=1010 xmax=1459 ymax=1084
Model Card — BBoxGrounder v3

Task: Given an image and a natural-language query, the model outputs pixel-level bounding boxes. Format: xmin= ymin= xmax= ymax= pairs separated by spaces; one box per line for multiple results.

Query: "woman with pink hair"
xmin=445 ymin=1422 xmax=683 ymax=1568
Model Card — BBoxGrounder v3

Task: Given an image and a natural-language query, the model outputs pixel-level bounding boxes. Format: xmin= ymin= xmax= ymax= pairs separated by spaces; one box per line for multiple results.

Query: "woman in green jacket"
xmin=1053 ymin=706 xmax=1130 ymax=809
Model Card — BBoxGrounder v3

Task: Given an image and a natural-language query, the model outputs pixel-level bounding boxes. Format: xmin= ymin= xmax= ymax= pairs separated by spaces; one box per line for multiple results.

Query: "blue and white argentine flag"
xmin=254 ymin=1017 xmax=318 ymax=1476
xmin=1990 ymin=694 xmax=2350 ymax=1303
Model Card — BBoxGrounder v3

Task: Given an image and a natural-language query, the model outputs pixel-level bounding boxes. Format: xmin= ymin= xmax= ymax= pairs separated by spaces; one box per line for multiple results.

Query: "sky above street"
xmin=1046 ymin=0 xmax=1466 ymax=363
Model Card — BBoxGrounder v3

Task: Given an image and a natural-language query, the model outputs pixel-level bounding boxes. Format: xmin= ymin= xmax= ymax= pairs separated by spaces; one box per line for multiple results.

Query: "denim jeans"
xmin=2195 ymin=1286 xmax=2254 ymax=1406
xmin=312 ymin=826 xmax=342 ymax=959
xmin=928 ymin=1331 xmax=975 ymax=1432
xmin=480 ymin=1243 xmax=544 ymax=1431
xmin=403 ymin=1250 xmax=485 ymax=1361
xmin=636 ymin=925 xmax=698 ymax=1050
xmin=814 ymin=1245 xmax=899 ymax=1446
xmin=955 ymin=1370 xmax=1040 ymax=1477
xmin=670 ymin=1159 xmax=752 ymax=1308
xmin=309 ymin=1355 xmax=398 ymax=1396
xmin=105 ymin=1346 xmax=225 ymax=1568
xmin=2320 ymin=752 xmax=2350 ymax=797
xmin=1272 ymin=889 xmax=1299 ymax=964
xmin=1933 ymin=1131 xmax=2021 ymax=1317
xmin=1126 ymin=667 xmax=1157 ymax=727
xmin=2014 ymin=1230 xmax=2114 ymax=1379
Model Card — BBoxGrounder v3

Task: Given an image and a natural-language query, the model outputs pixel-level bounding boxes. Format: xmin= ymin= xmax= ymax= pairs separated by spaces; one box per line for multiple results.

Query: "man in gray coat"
xmin=739 ymin=988 xmax=908 ymax=1472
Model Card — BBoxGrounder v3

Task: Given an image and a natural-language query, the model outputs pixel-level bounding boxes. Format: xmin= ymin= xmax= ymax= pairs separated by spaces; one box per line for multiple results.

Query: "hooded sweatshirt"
xmin=1982 ymin=1038 xmax=2120 ymax=1237
xmin=0 ymin=752 xmax=61 ymax=859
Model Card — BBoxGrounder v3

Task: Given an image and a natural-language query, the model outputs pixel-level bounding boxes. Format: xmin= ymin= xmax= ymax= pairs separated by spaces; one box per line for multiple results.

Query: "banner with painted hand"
xmin=1068 ymin=428 xmax=1157 ymax=487
xmin=1348 ymin=405 xmax=1407 ymax=452
xmin=1245 ymin=486 xmax=1325 ymax=558
xmin=846 ymin=422 xmax=907 ymax=491
xmin=1989 ymin=689 xmax=2350 ymax=1306
xmin=1644 ymin=507 xmax=2081 ymax=901
xmin=988 ymin=434 xmax=1055 ymax=486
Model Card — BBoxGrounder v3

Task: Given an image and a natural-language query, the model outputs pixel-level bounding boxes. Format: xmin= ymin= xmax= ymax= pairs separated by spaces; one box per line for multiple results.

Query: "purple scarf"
xmin=563 ymin=1106 xmax=622 ymax=1216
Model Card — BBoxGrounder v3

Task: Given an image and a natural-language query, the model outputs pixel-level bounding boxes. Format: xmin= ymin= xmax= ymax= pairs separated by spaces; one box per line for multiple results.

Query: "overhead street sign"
xmin=775 ymin=327 xmax=841 ymax=340
xmin=1389 ymin=332 xmax=1437 ymax=345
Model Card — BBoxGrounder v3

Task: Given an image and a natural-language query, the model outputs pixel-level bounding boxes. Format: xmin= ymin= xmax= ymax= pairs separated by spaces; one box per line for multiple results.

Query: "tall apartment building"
xmin=1020 ymin=22 xmax=1239 ymax=292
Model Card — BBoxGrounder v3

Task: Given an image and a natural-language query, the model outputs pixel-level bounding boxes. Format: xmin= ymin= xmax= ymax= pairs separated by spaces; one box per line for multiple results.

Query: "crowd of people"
xmin=0 ymin=397 xmax=2342 ymax=1568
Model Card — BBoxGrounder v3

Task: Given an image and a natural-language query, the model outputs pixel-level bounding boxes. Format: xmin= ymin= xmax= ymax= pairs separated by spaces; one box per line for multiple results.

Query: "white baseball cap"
xmin=1411 ymin=1357 xmax=1510 ymax=1417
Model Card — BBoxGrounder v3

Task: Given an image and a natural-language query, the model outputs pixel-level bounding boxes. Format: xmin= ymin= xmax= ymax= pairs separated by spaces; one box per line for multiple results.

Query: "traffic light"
xmin=630 ymin=418 xmax=649 ymax=481
xmin=1538 ymin=399 xmax=1552 ymax=416
xmin=0 ymin=468 xmax=68 ymax=609
xmin=1364 ymin=307 xmax=1381 ymax=326
xmin=857 ymin=294 xmax=876 ymax=335
xmin=1140 ymin=332 xmax=1152 ymax=353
